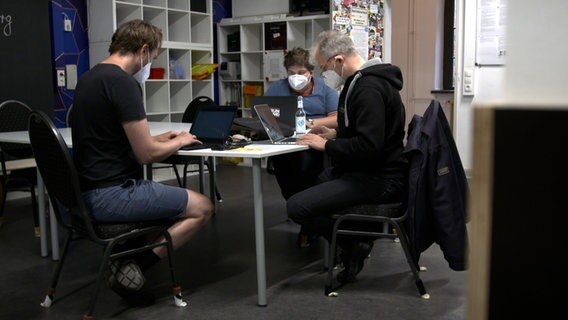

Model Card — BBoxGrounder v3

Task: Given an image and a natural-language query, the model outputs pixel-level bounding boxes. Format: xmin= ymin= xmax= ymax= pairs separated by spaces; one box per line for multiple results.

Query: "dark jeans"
xmin=271 ymin=149 xmax=325 ymax=200
xmin=286 ymin=167 xmax=406 ymax=241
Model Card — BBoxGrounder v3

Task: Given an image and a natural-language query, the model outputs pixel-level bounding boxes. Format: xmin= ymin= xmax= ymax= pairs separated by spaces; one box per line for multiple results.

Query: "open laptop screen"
xmin=189 ymin=106 xmax=237 ymax=142
xmin=254 ymin=104 xmax=289 ymax=143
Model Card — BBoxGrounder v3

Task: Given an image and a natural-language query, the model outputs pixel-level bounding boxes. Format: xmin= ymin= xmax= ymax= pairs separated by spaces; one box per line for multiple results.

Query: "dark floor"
xmin=0 ymin=164 xmax=466 ymax=320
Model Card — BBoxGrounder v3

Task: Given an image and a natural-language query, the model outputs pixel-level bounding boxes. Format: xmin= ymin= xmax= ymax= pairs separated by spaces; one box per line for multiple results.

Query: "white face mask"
xmin=322 ymin=69 xmax=344 ymax=91
xmin=133 ymin=51 xmax=152 ymax=84
xmin=288 ymin=74 xmax=310 ymax=91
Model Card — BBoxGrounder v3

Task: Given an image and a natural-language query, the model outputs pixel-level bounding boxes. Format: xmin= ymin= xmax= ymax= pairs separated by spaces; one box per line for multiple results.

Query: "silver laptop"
xmin=250 ymin=96 xmax=297 ymax=128
xmin=254 ymin=104 xmax=298 ymax=144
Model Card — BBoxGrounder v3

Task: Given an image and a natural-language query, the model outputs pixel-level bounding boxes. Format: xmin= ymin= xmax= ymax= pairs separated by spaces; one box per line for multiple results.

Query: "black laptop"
xmin=181 ymin=105 xmax=238 ymax=150
xmin=233 ymin=96 xmax=297 ymax=137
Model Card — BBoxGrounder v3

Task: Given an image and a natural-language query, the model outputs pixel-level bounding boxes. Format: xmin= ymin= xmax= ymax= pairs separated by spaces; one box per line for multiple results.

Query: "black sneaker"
xmin=108 ymin=259 xmax=145 ymax=290
xmin=336 ymin=241 xmax=373 ymax=283
xmin=106 ymin=260 xmax=154 ymax=306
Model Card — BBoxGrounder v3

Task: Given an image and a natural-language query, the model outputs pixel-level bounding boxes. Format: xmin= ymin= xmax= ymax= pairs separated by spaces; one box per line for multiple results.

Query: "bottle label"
xmin=296 ymin=116 xmax=306 ymax=134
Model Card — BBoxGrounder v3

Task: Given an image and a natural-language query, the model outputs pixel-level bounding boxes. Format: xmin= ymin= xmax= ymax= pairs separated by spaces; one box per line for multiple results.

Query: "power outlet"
xmin=64 ymin=18 xmax=72 ymax=32
xmin=462 ymin=68 xmax=474 ymax=96
xmin=56 ymin=69 xmax=66 ymax=87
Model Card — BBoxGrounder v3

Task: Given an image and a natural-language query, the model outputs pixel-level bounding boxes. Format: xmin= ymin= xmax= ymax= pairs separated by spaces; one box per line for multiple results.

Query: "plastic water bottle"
xmin=295 ymin=96 xmax=306 ymax=134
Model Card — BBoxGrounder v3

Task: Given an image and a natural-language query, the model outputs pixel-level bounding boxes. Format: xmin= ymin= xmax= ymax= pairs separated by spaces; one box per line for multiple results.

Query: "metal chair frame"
xmin=325 ymin=202 xmax=430 ymax=299
xmin=28 ymin=111 xmax=186 ymax=319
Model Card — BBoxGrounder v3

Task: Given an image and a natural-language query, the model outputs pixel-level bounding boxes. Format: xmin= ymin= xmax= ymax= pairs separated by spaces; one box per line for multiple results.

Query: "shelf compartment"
xmin=191 ymin=13 xmax=212 ymax=45
xmin=142 ymin=7 xmax=167 ymax=35
xmin=189 ymin=0 xmax=208 ymax=13
xmin=241 ymin=52 xmax=263 ymax=81
xmin=218 ymin=25 xmax=240 ymax=52
xmin=151 ymin=48 xmax=168 ymax=78
xmin=192 ymin=81 xmax=213 ymax=99
xmin=241 ymin=24 xmax=262 ymax=51
xmin=145 ymin=81 xmax=169 ymax=114
xmin=287 ymin=19 xmax=312 ymax=49
xmin=116 ymin=3 xmax=142 ymax=27
xmin=168 ymin=0 xmax=189 ymax=11
xmin=143 ymin=0 xmax=166 ymax=8
xmin=168 ymin=10 xmax=190 ymax=43
xmin=191 ymin=50 xmax=212 ymax=65
xmin=169 ymin=81 xmax=191 ymax=113
xmin=169 ymin=49 xmax=190 ymax=79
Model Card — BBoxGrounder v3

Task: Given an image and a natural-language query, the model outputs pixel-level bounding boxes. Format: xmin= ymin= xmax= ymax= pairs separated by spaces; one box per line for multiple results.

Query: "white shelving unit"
xmin=87 ymin=0 xmax=214 ymax=123
xmin=217 ymin=14 xmax=331 ymax=117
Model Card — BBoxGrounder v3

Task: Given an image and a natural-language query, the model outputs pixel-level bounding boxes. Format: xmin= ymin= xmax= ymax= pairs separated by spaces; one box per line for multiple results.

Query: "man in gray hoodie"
xmin=287 ymin=31 xmax=408 ymax=283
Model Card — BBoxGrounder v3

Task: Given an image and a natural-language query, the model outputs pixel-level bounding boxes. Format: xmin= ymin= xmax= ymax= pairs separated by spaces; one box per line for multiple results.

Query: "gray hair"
xmin=312 ymin=31 xmax=357 ymax=61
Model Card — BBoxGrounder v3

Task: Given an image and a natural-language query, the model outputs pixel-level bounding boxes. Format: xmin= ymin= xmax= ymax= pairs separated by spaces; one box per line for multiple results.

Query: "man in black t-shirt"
xmin=72 ymin=20 xmax=212 ymax=304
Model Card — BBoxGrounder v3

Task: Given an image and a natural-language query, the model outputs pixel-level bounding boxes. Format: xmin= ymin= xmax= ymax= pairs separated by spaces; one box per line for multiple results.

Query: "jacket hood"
xmin=343 ymin=60 xmax=404 ymax=127
xmin=358 ymin=63 xmax=404 ymax=91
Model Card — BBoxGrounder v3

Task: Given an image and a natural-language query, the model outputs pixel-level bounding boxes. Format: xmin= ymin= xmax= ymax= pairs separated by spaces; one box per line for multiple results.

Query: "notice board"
xmin=0 ymin=0 xmax=54 ymax=117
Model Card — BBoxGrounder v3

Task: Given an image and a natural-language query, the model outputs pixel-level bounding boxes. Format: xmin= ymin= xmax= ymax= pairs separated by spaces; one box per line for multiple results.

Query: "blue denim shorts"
xmin=82 ymin=179 xmax=188 ymax=222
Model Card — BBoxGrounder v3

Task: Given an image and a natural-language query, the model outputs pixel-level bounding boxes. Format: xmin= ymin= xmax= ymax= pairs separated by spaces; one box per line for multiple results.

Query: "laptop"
xmin=254 ymin=104 xmax=299 ymax=144
xmin=233 ymin=96 xmax=297 ymax=137
xmin=181 ymin=105 xmax=238 ymax=150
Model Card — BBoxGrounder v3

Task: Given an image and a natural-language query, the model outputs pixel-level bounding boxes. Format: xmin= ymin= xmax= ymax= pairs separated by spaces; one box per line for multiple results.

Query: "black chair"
xmin=0 ymin=100 xmax=39 ymax=235
xmin=28 ymin=111 xmax=186 ymax=319
xmin=65 ymin=103 xmax=73 ymax=127
xmin=161 ymin=96 xmax=222 ymax=201
xmin=325 ymin=202 xmax=430 ymax=299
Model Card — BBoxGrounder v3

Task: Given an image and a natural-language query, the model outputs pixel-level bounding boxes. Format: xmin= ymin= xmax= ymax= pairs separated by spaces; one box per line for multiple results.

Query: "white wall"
xmin=454 ymin=0 xmax=568 ymax=171
xmin=504 ymin=1 xmax=568 ymax=104
xmin=454 ymin=0 xmax=506 ymax=171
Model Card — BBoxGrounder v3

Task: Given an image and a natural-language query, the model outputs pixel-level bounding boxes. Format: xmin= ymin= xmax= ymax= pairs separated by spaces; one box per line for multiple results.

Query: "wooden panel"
xmin=469 ymin=106 xmax=568 ymax=320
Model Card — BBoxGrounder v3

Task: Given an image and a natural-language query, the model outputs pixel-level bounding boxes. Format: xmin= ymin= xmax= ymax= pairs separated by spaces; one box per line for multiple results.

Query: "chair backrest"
xmin=0 ymin=100 xmax=34 ymax=160
xmin=66 ymin=103 xmax=74 ymax=127
xmin=182 ymin=96 xmax=215 ymax=123
xmin=28 ymin=111 xmax=94 ymax=233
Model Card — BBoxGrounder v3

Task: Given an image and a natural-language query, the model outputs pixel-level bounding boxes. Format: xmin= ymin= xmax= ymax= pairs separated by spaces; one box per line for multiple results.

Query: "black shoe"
xmin=108 ymin=259 xmax=146 ymax=290
xmin=106 ymin=260 xmax=154 ymax=306
xmin=336 ymin=241 xmax=373 ymax=283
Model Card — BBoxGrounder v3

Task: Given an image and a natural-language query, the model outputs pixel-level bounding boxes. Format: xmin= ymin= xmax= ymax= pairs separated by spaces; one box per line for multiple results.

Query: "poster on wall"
xmin=476 ymin=0 xmax=507 ymax=65
xmin=331 ymin=0 xmax=385 ymax=62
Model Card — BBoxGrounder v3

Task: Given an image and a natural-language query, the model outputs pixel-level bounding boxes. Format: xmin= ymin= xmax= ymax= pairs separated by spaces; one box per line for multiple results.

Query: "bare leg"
xmin=153 ymin=189 xmax=213 ymax=258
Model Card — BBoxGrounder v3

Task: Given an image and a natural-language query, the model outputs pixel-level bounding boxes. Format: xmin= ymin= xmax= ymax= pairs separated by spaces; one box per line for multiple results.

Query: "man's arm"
xmin=308 ymin=112 xmax=337 ymax=129
xmin=123 ymin=118 xmax=198 ymax=164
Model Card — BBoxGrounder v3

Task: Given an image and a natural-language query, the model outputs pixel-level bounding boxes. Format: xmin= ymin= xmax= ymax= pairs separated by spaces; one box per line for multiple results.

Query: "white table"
xmin=0 ymin=122 xmax=308 ymax=306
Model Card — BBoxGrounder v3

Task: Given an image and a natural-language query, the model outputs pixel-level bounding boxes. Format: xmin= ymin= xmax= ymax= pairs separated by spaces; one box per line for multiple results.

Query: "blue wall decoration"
xmin=49 ymin=0 xmax=89 ymax=128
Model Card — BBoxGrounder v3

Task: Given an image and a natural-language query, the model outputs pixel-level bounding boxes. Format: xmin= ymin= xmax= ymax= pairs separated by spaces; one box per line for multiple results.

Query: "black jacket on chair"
xmin=404 ymin=100 xmax=468 ymax=271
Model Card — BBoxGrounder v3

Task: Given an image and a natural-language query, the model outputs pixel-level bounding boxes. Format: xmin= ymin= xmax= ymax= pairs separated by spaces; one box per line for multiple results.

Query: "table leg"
xmin=37 ymin=168 xmax=48 ymax=257
xmin=252 ymin=158 xmax=267 ymax=306
xmin=209 ymin=157 xmax=216 ymax=203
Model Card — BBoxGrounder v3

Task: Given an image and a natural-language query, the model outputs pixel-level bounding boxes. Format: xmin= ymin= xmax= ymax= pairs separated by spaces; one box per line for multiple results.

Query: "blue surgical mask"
xmin=133 ymin=51 xmax=152 ymax=84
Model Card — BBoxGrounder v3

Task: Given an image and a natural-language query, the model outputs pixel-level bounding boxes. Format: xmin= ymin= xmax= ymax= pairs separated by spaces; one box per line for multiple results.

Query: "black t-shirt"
xmin=71 ymin=64 xmax=147 ymax=191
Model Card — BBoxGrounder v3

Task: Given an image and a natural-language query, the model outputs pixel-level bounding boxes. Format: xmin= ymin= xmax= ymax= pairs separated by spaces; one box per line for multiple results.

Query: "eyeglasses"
xmin=319 ymin=56 xmax=338 ymax=72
